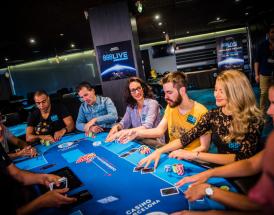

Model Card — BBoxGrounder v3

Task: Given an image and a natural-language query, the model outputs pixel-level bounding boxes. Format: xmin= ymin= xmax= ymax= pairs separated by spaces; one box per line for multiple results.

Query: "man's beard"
xmin=166 ymin=94 xmax=182 ymax=108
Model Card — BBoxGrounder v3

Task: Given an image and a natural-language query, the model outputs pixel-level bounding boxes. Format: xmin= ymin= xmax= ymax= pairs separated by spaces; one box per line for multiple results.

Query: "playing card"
xmin=119 ymin=152 xmax=131 ymax=158
xmin=133 ymin=166 xmax=144 ymax=172
xmin=160 ymin=187 xmax=179 ymax=196
xmin=141 ymin=167 xmax=155 ymax=174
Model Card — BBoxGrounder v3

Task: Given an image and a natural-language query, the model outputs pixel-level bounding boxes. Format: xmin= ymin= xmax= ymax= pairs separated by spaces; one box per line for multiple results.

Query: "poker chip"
xmin=93 ymin=141 xmax=102 ymax=147
xmin=139 ymin=146 xmax=151 ymax=154
xmin=220 ymin=185 xmax=230 ymax=191
xmin=172 ymin=164 xmax=184 ymax=175
xmin=88 ymin=132 xmax=95 ymax=138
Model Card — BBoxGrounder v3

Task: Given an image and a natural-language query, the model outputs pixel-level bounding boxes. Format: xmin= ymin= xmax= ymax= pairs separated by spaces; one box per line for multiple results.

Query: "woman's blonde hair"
xmin=216 ymin=70 xmax=263 ymax=143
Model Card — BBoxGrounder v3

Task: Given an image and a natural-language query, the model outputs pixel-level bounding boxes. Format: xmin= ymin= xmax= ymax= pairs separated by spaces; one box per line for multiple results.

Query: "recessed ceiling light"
xmin=216 ymin=17 xmax=220 ymax=21
xmin=186 ymin=31 xmax=190 ymax=34
xmin=235 ymin=0 xmax=240 ymax=2
xmin=70 ymin=43 xmax=75 ymax=48
xmin=29 ymin=38 xmax=36 ymax=44
xmin=4 ymin=58 xmax=8 ymax=61
xmin=163 ymin=31 xmax=166 ymax=34
xmin=245 ymin=12 xmax=249 ymax=16
xmin=60 ymin=33 xmax=64 ymax=36
xmin=158 ymin=22 xmax=162 ymax=26
xmin=155 ymin=14 xmax=160 ymax=20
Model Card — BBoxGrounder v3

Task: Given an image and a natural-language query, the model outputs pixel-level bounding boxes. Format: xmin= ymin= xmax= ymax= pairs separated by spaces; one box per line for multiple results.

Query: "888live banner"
xmin=96 ymin=40 xmax=137 ymax=82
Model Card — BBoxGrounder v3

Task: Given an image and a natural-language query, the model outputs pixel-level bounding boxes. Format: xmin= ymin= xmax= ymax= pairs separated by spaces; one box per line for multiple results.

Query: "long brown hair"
xmin=125 ymin=77 xmax=154 ymax=108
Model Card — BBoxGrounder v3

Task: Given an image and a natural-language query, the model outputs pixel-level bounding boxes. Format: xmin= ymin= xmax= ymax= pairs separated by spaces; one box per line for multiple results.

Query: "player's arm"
xmin=26 ymin=126 xmax=42 ymax=142
xmin=192 ymin=132 xmax=211 ymax=152
xmin=194 ymin=152 xmax=236 ymax=165
xmin=26 ymin=126 xmax=54 ymax=143
xmin=17 ymin=188 xmax=76 ymax=215
xmin=176 ymin=151 xmax=263 ymax=187
xmin=136 ymin=117 xmax=168 ymax=138
xmin=185 ymin=183 xmax=262 ymax=211
xmin=62 ymin=116 xmax=74 ymax=133
xmin=208 ymin=188 xmax=262 ymax=211
xmin=138 ymin=139 xmax=183 ymax=169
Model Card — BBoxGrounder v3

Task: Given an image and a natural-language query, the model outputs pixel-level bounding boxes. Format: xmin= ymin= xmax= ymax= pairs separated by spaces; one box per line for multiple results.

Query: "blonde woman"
xmin=138 ymin=70 xmax=264 ymax=168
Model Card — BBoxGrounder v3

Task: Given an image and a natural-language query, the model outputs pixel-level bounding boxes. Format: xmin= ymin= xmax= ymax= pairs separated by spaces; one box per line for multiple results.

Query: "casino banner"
xmin=96 ymin=40 xmax=137 ymax=82
xmin=216 ymin=34 xmax=244 ymax=71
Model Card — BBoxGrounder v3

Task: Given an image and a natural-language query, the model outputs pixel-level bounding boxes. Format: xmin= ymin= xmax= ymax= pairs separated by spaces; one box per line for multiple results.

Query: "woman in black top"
xmin=169 ymin=70 xmax=264 ymax=164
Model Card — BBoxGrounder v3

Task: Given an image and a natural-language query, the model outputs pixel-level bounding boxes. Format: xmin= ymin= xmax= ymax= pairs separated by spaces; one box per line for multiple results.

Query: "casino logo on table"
xmin=126 ymin=199 xmax=161 ymax=215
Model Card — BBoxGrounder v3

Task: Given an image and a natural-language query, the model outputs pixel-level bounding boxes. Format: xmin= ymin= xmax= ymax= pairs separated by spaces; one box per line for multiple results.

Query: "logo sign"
xmin=216 ymin=34 xmax=244 ymax=71
xmin=96 ymin=40 xmax=136 ymax=82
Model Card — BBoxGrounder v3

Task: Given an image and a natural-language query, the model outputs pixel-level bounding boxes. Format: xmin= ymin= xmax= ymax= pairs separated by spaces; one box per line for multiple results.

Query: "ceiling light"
xmin=158 ymin=22 xmax=162 ymax=26
xmin=216 ymin=17 xmax=220 ymax=21
xmin=235 ymin=0 xmax=240 ymax=2
xmin=4 ymin=58 xmax=8 ymax=61
xmin=29 ymin=38 xmax=36 ymax=44
xmin=186 ymin=31 xmax=190 ymax=34
xmin=155 ymin=14 xmax=160 ymax=20
xmin=60 ymin=33 xmax=64 ymax=37
xmin=245 ymin=12 xmax=249 ymax=16
xmin=70 ymin=43 xmax=75 ymax=48
xmin=163 ymin=31 xmax=166 ymax=34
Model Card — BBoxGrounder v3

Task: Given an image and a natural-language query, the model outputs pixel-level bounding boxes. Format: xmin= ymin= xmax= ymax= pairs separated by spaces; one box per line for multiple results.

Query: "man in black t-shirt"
xmin=26 ymin=90 xmax=75 ymax=143
xmin=0 ymin=144 xmax=76 ymax=214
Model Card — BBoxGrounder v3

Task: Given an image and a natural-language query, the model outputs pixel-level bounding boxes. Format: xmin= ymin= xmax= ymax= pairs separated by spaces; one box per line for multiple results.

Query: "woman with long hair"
xmin=106 ymin=77 xmax=163 ymax=144
xmin=138 ymin=70 xmax=264 ymax=167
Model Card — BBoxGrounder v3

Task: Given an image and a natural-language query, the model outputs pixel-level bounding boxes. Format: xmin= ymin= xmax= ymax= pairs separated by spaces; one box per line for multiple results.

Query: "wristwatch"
xmin=205 ymin=186 xmax=214 ymax=197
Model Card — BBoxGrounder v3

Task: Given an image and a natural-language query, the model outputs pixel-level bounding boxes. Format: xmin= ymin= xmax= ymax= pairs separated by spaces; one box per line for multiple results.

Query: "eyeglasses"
xmin=130 ymin=86 xmax=142 ymax=94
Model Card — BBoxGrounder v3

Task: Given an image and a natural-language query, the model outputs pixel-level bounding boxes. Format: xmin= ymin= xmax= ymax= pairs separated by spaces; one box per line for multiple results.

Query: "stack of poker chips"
xmin=40 ymin=139 xmax=50 ymax=146
xmin=88 ymin=132 xmax=95 ymax=138
xmin=139 ymin=146 xmax=151 ymax=154
xmin=172 ymin=164 xmax=184 ymax=175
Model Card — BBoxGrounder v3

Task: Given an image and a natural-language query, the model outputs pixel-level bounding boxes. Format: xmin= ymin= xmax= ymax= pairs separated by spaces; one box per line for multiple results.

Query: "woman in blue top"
xmin=106 ymin=77 xmax=163 ymax=144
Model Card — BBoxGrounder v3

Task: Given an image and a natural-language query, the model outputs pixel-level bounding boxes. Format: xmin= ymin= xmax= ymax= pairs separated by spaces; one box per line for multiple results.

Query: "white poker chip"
xmin=93 ymin=141 xmax=102 ymax=147
xmin=58 ymin=141 xmax=74 ymax=149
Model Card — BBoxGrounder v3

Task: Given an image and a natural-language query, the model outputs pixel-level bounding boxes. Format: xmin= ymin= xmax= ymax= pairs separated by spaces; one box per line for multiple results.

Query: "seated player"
xmin=26 ymin=90 xmax=75 ymax=144
xmin=106 ymin=77 xmax=163 ymax=146
xmin=76 ymin=81 xmax=118 ymax=135
xmin=113 ymin=71 xmax=211 ymax=152
xmin=0 ymin=113 xmax=37 ymax=159
xmin=0 ymin=143 xmax=76 ymax=215
xmin=170 ymin=82 xmax=274 ymax=215
xmin=136 ymin=70 xmax=264 ymax=169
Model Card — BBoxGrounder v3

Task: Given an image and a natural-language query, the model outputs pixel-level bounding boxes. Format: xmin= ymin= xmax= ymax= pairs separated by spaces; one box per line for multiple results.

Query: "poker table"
xmin=15 ymin=132 xmax=240 ymax=215
xmin=8 ymin=123 xmax=27 ymax=137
